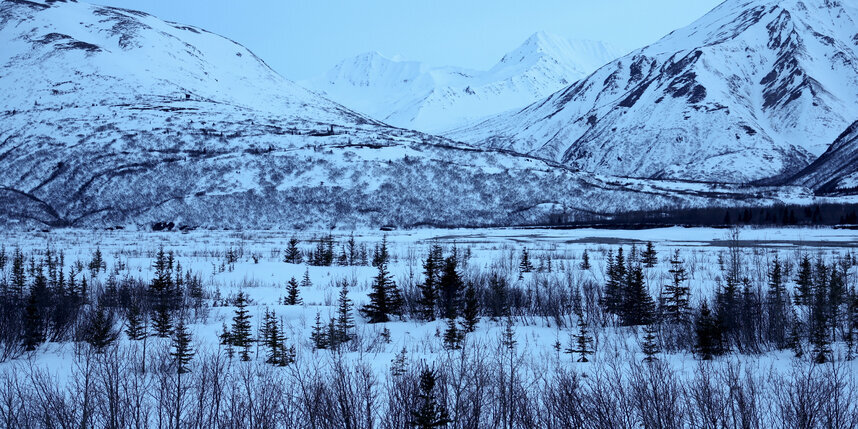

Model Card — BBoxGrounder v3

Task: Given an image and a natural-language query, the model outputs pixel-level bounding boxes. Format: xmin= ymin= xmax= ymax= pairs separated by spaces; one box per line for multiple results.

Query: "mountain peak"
xmin=493 ymin=32 xmax=623 ymax=75
xmin=305 ymin=31 xmax=621 ymax=132
xmin=351 ymin=51 xmax=406 ymax=64
xmin=318 ymin=50 xmax=425 ymax=91
xmin=522 ymin=31 xmax=576 ymax=52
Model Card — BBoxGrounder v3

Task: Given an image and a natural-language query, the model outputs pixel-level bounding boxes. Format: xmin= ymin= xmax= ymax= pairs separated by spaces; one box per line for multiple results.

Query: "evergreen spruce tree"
xmin=417 ymin=245 xmax=443 ymax=321
xmin=89 ymin=247 xmax=105 ymax=277
xmin=461 ymin=282 xmax=480 ymax=333
xmin=442 ymin=315 xmax=463 ymax=350
xmin=766 ymin=255 xmax=790 ymax=348
xmin=845 ymin=287 xmax=857 ymax=361
xmin=787 ymin=308 xmax=804 ymax=358
xmin=372 ymin=235 xmax=390 ymax=267
xmin=566 ymin=316 xmax=593 ymax=362
xmin=10 ymin=248 xmax=26 ymax=302
xmin=310 ymin=234 xmax=335 ymax=266
xmin=641 ymin=241 xmax=658 ymax=268
xmin=220 ymin=322 xmax=235 ymax=359
xmin=56 ymin=252 xmax=66 ymax=298
xmin=44 ymin=248 xmax=56 ymax=290
xmin=280 ymin=339 xmax=296 ymax=366
xmin=622 ymin=261 xmax=655 ymax=326
xmin=103 ymin=273 xmax=119 ymax=308
xmin=261 ymin=309 xmax=283 ymax=365
xmin=187 ymin=272 xmax=204 ymax=311
xmin=715 ymin=270 xmax=740 ymax=346
xmin=571 ymin=284 xmax=584 ymax=319
xmin=794 ymin=254 xmax=813 ymax=306
xmin=661 ymin=249 xmax=690 ymax=324
xmin=338 ymin=245 xmax=348 ymax=266
xmin=169 ymin=319 xmax=194 ymax=429
xmin=173 ymin=262 xmax=184 ymax=309
xmin=29 ymin=266 xmax=51 ymax=333
xmin=641 ymin=323 xmax=660 ymax=362
xmin=300 ymin=268 xmax=312 ymax=288
xmin=80 ymin=275 xmax=89 ymax=301
xmin=84 ymin=298 xmax=118 ymax=352
xmin=739 ymin=277 xmax=762 ymax=352
xmin=810 ymin=280 xmax=831 ymax=364
xmin=488 ymin=273 xmax=509 ymax=320
xmin=127 ymin=300 xmax=150 ymax=372
xmin=125 ymin=302 xmax=147 ymax=341
xmin=695 ymin=301 xmax=723 ymax=360
xmin=501 ymin=317 xmax=517 ymax=351
xmin=359 ymin=244 xmax=369 ymax=266
xmin=310 ymin=312 xmax=328 ymax=350
xmin=438 ymin=256 xmax=463 ymax=319
xmin=335 ymin=280 xmax=355 ymax=344
xmin=579 ymin=249 xmax=591 ymax=270
xmin=328 ymin=317 xmax=341 ymax=350
xmin=389 ymin=279 xmax=405 ymax=320
xmin=814 ymin=258 xmax=829 ymax=296
xmin=22 ymin=293 xmax=44 ymax=351
xmin=230 ymin=291 xmax=254 ymax=361
xmin=410 ymin=368 xmax=452 ymax=429
xmin=67 ymin=268 xmax=78 ymax=303
xmin=285 ymin=277 xmax=301 ymax=305
xmin=346 ymin=232 xmax=358 ymax=266
xmin=519 ymin=248 xmax=533 ymax=275
xmin=361 ymin=257 xmax=401 ymax=323
xmin=150 ymin=247 xmax=174 ymax=337
xmin=391 ymin=347 xmax=409 ymax=377
xmin=829 ymin=259 xmax=847 ymax=342
xmin=171 ymin=320 xmax=194 ymax=374
xmin=603 ymin=248 xmax=626 ymax=316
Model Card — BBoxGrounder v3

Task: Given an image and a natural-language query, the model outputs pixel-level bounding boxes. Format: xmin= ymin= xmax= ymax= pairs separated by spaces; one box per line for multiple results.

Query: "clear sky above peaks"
xmin=98 ymin=0 xmax=723 ymax=80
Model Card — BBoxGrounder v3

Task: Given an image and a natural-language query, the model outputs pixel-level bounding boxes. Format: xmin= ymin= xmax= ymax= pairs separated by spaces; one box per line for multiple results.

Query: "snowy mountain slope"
xmin=303 ymin=33 xmax=623 ymax=133
xmin=0 ymin=0 xmax=814 ymax=229
xmin=448 ymin=0 xmax=858 ymax=183
xmin=0 ymin=0 xmax=375 ymax=125
xmin=788 ymin=120 xmax=858 ymax=194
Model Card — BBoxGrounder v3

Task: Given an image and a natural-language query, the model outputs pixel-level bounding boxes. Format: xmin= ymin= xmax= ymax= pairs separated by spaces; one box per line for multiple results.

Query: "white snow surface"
xmin=2 ymin=226 xmax=857 ymax=394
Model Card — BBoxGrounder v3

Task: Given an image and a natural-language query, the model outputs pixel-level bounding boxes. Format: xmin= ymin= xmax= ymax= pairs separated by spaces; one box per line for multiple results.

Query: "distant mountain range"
xmin=303 ymin=32 xmax=624 ymax=133
xmin=1 ymin=0 xmax=804 ymax=229
xmin=448 ymin=0 xmax=858 ymax=184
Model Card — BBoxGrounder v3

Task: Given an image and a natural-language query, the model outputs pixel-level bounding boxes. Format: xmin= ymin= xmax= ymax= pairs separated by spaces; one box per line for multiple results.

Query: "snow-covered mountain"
xmin=788 ymin=120 xmax=858 ymax=194
xmin=0 ymin=0 xmax=376 ymax=126
xmin=303 ymin=32 xmax=623 ymax=133
xmin=0 ymin=0 xmax=816 ymax=229
xmin=449 ymin=0 xmax=858 ymax=183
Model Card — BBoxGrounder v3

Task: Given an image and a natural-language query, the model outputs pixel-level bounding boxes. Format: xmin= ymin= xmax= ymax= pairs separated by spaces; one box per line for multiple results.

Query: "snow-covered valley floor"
xmin=0 ymin=226 xmax=857 ymax=428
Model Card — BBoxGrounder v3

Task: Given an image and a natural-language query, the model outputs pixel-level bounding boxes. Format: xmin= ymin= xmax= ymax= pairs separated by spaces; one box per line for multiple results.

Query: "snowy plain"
xmin=2 ymin=225 xmax=856 ymax=384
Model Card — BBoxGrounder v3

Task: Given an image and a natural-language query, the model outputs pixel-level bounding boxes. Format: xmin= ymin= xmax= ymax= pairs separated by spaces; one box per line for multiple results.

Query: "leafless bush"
xmin=628 ymin=359 xmax=686 ymax=428
xmin=538 ymin=366 xmax=585 ymax=428
xmin=773 ymin=361 xmax=829 ymax=429
xmin=686 ymin=361 xmax=730 ymax=428
xmin=581 ymin=351 xmax=636 ymax=429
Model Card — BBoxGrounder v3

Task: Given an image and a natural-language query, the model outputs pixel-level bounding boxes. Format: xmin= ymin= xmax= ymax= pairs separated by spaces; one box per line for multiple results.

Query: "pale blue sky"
xmin=99 ymin=0 xmax=723 ymax=80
